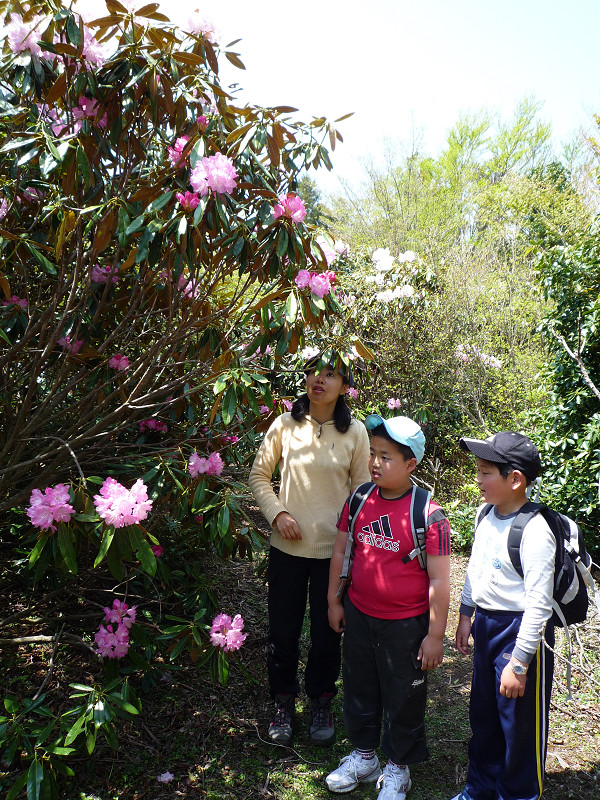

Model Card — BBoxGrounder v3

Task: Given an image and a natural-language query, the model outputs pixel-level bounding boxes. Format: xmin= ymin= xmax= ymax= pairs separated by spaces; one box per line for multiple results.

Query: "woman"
xmin=249 ymin=352 xmax=370 ymax=745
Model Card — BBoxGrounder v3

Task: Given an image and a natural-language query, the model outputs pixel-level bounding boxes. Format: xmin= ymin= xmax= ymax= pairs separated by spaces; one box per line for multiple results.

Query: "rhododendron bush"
xmin=0 ymin=2 xmax=359 ymax=795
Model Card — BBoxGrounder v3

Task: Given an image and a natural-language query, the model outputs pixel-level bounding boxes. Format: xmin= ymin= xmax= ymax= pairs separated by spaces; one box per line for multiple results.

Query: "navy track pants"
xmin=465 ymin=609 xmax=554 ymax=800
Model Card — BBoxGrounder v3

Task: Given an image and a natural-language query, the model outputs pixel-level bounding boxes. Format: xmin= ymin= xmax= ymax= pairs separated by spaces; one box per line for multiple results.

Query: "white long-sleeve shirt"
xmin=460 ymin=505 xmax=555 ymax=663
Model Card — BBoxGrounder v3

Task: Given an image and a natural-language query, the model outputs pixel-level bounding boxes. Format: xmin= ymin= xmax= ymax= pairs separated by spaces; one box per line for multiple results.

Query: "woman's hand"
xmin=274 ymin=511 xmax=302 ymax=540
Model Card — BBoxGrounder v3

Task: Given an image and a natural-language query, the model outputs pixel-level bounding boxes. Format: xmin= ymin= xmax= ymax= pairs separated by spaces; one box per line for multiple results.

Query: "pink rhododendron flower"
xmin=167 ymin=135 xmax=190 ymax=168
xmin=386 ymin=397 xmax=402 ymax=409
xmin=0 ymin=198 xmax=8 ymax=221
xmin=2 ymin=295 xmax=28 ymax=309
xmin=273 ymin=193 xmax=306 ymax=223
xmin=316 ymin=235 xmax=337 ymax=267
xmin=103 ymin=598 xmax=137 ymax=629
xmin=221 ymin=434 xmax=239 ymax=445
xmin=281 ymin=399 xmax=293 ymax=411
xmin=186 ymin=12 xmax=219 ymax=42
xmin=295 ymin=270 xmax=311 ymax=289
xmin=335 ymin=239 xmax=350 ymax=256
xmin=73 ymin=97 xmax=107 ymax=129
xmin=190 ymin=152 xmax=237 ymax=196
xmin=6 ymin=12 xmax=44 ymax=57
xmin=139 ymin=419 xmax=168 ymax=433
xmin=27 ymin=484 xmax=75 ymax=532
xmin=176 ymin=190 xmax=200 ymax=211
xmin=92 ymin=264 xmax=119 ymax=284
xmin=195 ymin=514 xmax=204 ymax=524
xmin=58 ymin=335 xmax=83 ymax=354
xmin=95 ymin=622 xmax=130 ymax=658
xmin=81 ymin=26 xmax=106 ymax=67
xmin=177 ymin=273 xmax=199 ymax=299
xmin=188 ymin=451 xmax=224 ymax=478
xmin=308 ymin=273 xmax=332 ymax=299
xmin=347 ymin=387 xmax=359 ymax=400
xmin=197 ymin=114 xmax=208 ymax=128
xmin=259 ymin=405 xmax=270 ymax=415
xmin=109 ymin=354 xmax=129 ymax=371
xmin=151 ymin=544 xmax=163 ymax=558
xmin=93 ymin=477 xmax=153 ymax=529
xmin=210 ymin=613 xmax=248 ymax=652
xmin=301 ymin=345 xmax=320 ymax=359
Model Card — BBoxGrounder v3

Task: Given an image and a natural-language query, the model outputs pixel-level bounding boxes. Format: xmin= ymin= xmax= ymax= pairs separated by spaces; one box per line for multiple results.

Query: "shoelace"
xmin=378 ymin=766 xmax=408 ymax=791
xmin=273 ymin=703 xmax=292 ymax=726
xmin=311 ymin=703 xmax=330 ymax=728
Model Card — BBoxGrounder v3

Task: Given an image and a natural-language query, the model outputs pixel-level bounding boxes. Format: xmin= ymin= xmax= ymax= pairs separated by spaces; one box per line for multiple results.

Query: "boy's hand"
xmin=418 ymin=634 xmax=444 ymax=670
xmin=500 ymin=662 xmax=527 ymax=698
xmin=455 ymin=614 xmax=473 ymax=655
xmin=274 ymin=511 xmax=302 ymax=540
xmin=328 ymin=601 xmax=346 ymax=633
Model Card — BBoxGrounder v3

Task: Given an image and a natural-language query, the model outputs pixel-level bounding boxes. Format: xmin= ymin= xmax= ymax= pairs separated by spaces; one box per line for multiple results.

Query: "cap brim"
xmin=459 ymin=437 xmax=509 ymax=464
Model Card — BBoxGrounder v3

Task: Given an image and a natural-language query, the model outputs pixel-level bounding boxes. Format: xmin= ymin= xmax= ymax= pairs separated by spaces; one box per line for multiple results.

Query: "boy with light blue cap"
xmin=325 ymin=414 xmax=451 ymax=800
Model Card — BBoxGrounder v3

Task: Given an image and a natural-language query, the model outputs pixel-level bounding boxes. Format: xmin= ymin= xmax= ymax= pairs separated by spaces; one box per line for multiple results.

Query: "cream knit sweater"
xmin=249 ymin=412 xmax=371 ymax=559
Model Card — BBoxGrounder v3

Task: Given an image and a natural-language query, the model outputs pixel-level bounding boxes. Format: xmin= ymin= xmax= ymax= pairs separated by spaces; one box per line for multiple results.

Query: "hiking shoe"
xmin=326 ymin=750 xmax=381 ymax=793
xmin=376 ymin=762 xmax=411 ymax=800
xmin=447 ymin=792 xmax=473 ymax=800
xmin=309 ymin=692 xmax=335 ymax=744
xmin=268 ymin=694 xmax=295 ymax=744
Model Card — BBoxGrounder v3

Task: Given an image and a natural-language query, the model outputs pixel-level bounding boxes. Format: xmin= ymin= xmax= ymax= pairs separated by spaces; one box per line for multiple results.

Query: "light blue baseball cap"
xmin=365 ymin=414 xmax=426 ymax=463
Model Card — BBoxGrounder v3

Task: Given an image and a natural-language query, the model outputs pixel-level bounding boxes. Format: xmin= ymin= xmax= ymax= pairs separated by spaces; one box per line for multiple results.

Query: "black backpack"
xmin=336 ymin=482 xmax=431 ymax=597
xmin=476 ymin=501 xmax=598 ymax=627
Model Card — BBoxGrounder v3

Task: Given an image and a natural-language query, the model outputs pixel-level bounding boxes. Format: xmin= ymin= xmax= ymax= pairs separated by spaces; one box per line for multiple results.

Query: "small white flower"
xmin=157 ymin=771 xmax=175 ymax=783
xmin=372 ymin=247 xmax=395 ymax=271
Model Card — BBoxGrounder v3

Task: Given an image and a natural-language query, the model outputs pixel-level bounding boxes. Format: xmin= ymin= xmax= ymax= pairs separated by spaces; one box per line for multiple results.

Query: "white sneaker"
xmin=376 ymin=762 xmax=411 ymax=800
xmin=325 ymin=750 xmax=381 ymax=793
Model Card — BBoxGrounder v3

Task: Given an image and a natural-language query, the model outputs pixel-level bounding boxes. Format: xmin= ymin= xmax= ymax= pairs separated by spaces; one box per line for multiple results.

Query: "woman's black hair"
xmin=291 ymin=350 xmax=353 ymax=433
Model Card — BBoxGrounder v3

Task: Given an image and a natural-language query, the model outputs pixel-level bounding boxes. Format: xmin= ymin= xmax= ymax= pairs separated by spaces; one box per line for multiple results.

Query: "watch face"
xmin=511 ymin=662 xmax=527 ymax=675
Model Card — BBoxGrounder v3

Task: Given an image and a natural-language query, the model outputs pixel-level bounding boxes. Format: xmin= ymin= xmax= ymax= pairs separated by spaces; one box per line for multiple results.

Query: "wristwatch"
xmin=510 ymin=659 xmax=528 ymax=675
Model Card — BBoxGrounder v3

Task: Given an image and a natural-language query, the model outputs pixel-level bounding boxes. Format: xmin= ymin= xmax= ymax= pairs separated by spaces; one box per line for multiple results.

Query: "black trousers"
xmin=267 ymin=546 xmax=341 ymax=699
xmin=342 ymin=596 xmax=430 ymax=765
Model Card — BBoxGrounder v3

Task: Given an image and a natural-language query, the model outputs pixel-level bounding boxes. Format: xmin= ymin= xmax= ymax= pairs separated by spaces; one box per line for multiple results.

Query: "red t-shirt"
xmin=338 ymin=487 xmax=451 ymax=619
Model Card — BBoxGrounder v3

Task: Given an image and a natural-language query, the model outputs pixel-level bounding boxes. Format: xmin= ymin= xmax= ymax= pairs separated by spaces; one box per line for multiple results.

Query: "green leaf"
xmin=128 ymin=528 xmax=157 ymax=576
xmin=217 ymin=504 xmax=230 ymax=537
xmin=66 ymin=13 xmax=83 ymax=47
xmin=57 ymin=523 xmax=78 ymax=573
xmin=6 ymin=772 xmax=27 ymax=800
xmin=24 ymin=242 xmax=56 ymax=275
xmin=63 ymin=714 xmax=86 ymax=746
xmin=29 ymin=532 xmax=50 ymax=568
xmin=217 ymin=648 xmax=230 ymax=685
xmin=213 ymin=373 xmax=229 ymax=393
xmin=125 ymin=215 xmax=145 ymax=236
xmin=276 ymin=227 xmax=288 ymax=258
xmin=285 ymin=291 xmax=298 ymax=324
xmin=76 ymin=145 xmax=91 ymax=189
xmin=193 ymin=195 xmax=208 ymax=227
xmin=94 ymin=526 xmax=115 ymax=567
xmin=0 ymin=137 xmax=37 ymax=152
xmin=4 ymin=696 xmax=20 ymax=713
xmin=168 ymin=635 xmax=190 ymax=662
xmin=147 ymin=190 xmax=173 ymax=212
xmin=26 ymin=758 xmax=43 ymax=800
xmin=221 ymin=383 xmax=237 ymax=425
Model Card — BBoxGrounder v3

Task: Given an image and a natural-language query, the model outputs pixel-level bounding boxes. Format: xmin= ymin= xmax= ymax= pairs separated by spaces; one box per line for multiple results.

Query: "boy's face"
xmin=369 ymin=434 xmax=416 ymax=498
xmin=475 ymin=457 xmax=516 ymax=507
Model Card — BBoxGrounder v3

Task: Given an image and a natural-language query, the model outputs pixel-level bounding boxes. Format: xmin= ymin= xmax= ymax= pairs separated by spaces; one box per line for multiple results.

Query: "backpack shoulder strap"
xmin=340 ymin=482 xmax=376 ymax=580
xmin=506 ymin=501 xmax=543 ymax=577
xmin=475 ymin=503 xmax=494 ymax=531
xmin=401 ymin=484 xmax=431 ymax=570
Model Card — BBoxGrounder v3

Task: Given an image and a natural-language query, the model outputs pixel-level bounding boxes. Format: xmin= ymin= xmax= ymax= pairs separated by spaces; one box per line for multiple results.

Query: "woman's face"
xmin=305 ymin=366 xmax=347 ymax=407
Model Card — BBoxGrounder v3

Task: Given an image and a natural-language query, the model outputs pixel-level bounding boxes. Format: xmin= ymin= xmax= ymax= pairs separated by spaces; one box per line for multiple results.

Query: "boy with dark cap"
xmin=449 ymin=431 xmax=555 ymax=800
xmin=326 ymin=415 xmax=451 ymax=800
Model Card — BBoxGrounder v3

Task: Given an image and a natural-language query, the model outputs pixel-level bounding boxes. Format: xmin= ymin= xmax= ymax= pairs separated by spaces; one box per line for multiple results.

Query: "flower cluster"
xmin=139 ymin=419 xmax=168 ymax=433
xmin=455 ymin=345 xmax=502 ymax=369
xmin=186 ymin=12 xmax=219 ymax=42
xmin=375 ymin=285 xmax=415 ymax=303
xmin=176 ymin=191 xmax=200 ymax=212
xmin=94 ymin=599 xmax=136 ymax=659
xmin=221 ymin=434 xmax=239 ymax=445
xmin=315 ymin=235 xmax=350 ymax=266
xmin=92 ymin=264 xmax=119 ymax=285
xmin=386 ymin=397 xmax=402 ymax=410
xmin=27 ymin=484 xmax=75 ymax=532
xmin=190 ymin=152 xmax=237 ymax=196
xmin=188 ymin=451 xmax=224 ymax=478
xmin=93 ymin=477 xmax=153 ymax=529
xmin=295 ymin=269 xmax=335 ymax=299
xmin=6 ymin=12 xmax=45 ymax=57
xmin=273 ymin=193 xmax=306 ymax=223
xmin=58 ymin=335 xmax=83 ymax=354
xmin=109 ymin=354 xmax=129 ymax=371
xmin=347 ymin=387 xmax=359 ymax=400
xmin=167 ymin=135 xmax=190 ymax=168
xmin=2 ymin=295 xmax=28 ymax=309
xmin=209 ymin=613 xmax=247 ymax=652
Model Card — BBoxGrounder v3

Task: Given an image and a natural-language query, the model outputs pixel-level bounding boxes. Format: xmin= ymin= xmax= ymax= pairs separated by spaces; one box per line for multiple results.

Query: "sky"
xmin=74 ymin=0 xmax=600 ymax=194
